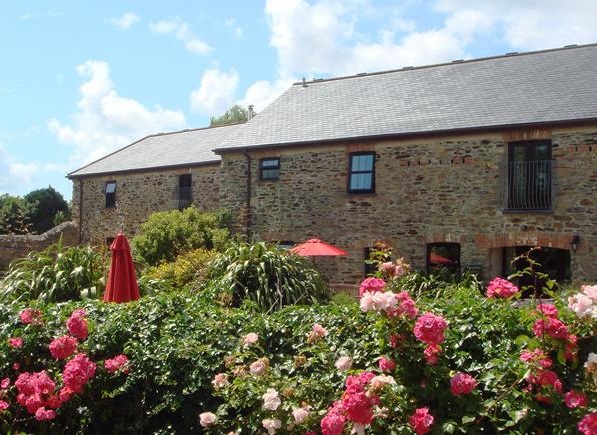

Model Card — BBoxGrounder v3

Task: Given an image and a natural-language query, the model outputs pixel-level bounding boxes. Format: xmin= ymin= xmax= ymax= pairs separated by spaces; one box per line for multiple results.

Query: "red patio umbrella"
xmin=290 ymin=239 xmax=348 ymax=256
xmin=103 ymin=233 xmax=140 ymax=303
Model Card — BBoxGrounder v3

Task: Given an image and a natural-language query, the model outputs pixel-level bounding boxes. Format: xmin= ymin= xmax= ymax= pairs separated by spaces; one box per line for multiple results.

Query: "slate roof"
xmin=68 ymin=124 xmax=243 ymax=177
xmin=217 ymin=44 xmax=597 ymax=152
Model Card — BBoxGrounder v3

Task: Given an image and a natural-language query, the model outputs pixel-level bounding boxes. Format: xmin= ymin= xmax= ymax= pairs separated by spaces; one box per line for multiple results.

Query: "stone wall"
xmin=0 ymin=221 xmax=79 ymax=271
xmin=218 ymin=125 xmax=596 ymax=284
xmin=71 ymin=164 xmax=220 ymax=244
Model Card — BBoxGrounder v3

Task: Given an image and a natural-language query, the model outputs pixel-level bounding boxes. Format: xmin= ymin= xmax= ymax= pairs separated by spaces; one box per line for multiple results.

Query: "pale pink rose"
xmin=359 ymin=292 xmax=375 ymax=312
xmin=199 ymin=411 xmax=217 ymax=427
xmin=370 ymin=374 xmax=396 ymax=390
xmin=262 ymin=418 xmax=282 ymax=434
xmin=312 ymin=323 xmax=328 ymax=337
xmin=582 ymin=284 xmax=597 ymax=301
xmin=211 ymin=373 xmax=229 ymax=389
xmin=262 ymin=388 xmax=281 ymax=411
xmin=250 ymin=360 xmax=267 ymax=376
xmin=293 ymin=407 xmax=310 ymax=424
xmin=568 ymin=293 xmax=594 ymax=318
xmin=242 ymin=332 xmax=258 ymax=346
xmin=335 ymin=356 xmax=352 ymax=371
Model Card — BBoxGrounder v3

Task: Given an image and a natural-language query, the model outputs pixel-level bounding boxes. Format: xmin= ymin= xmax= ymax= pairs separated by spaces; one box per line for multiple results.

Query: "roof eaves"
xmin=67 ymin=159 xmax=221 ymax=179
xmin=214 ymin=117 xmax=597 ymax=154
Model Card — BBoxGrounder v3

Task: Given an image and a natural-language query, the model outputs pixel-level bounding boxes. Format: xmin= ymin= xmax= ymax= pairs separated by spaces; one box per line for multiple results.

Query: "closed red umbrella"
xmin=103 ymin=233 xmax=140 ymax=303
xmin=290 ymin=239 xmax=348 ymax=256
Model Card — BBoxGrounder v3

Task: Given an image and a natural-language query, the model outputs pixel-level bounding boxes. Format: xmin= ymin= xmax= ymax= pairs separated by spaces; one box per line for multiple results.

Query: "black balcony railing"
xmin=178 ymin=186 xmax=192 ymax=210
xmin=502 ymin=160 xmax=554 ymax=211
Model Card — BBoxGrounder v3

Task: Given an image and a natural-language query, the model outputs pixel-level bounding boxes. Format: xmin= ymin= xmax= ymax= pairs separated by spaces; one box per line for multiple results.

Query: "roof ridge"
xmin=295 ymin=43 xmax=597 ymax=86
xmin=67 ymin=123 xmax=243 ymax=177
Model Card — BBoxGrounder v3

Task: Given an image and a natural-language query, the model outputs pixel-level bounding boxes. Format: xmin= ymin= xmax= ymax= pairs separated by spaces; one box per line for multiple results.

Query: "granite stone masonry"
xmin=218 ymin=126 xmax=596 ymax=284
xmin=71 ymin=164 xmax=220 ymax=245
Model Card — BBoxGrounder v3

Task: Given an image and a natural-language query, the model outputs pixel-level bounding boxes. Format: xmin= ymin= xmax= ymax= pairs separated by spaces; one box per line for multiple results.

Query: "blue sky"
xmin=1 ymin=0 xmax=596 ymax=201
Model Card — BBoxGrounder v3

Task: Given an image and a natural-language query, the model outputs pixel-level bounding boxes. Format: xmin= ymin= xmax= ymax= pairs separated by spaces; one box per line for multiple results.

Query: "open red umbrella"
xmin=290 ymin=238 xmax=348 ymax=256
xmin=103 ymin=233 xmax=140 ymax=303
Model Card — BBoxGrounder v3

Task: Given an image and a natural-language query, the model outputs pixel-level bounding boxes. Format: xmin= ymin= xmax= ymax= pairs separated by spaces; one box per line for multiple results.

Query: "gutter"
xmin=243 ymin=149 xmax=251 ymax=239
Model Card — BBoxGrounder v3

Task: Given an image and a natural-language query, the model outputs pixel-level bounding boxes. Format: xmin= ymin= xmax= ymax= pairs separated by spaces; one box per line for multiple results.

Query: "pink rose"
xmin=564 ymin=390 xmax=588 ymax=408
xmin=378 ymin=356 xmax=396 ymax=372
xmin=19 ymin=308 xmax=43 ymax=325
xmin=0 ymin=400 xmax=8 ymax=411
xmin=49 ymin=336 xmax=78 ymax=360
xmin=8 ymin=337 xmax=23 ymax=348
xmin=262 ymin=388 xmax=281 ymax=411
xmin=414 ymin=312 xmax=448 ymax=346
xmin=292 ymin=407 xmax=310 ymax=424
xmin=250 ymin=359 xmax=268 ymax=376
xmin=358 ymin=277 xmax=386 ymax=297
xmin=410 ymin=407 xmax=434 ymax=435
xmin=578 ymin=412 xmax=597 ymax=435
xmin=199 ymin=411 xmax=217 ymax=427
xmin=312 ymin=323 xmax=328 ymax=337
xmin=450 ymin=372 xmax=478 ymax=396
xmin=321 ymin=402 xmax=346 ymax=435
xmin=241 ymin=332 xmax=258 ymax=346
xmin=35 ymin=407 xmax=56 ymax=422
xmin=211 ymin=373 xmax=229 ymax=389
xmin=335 ymin=356 xmax=352 ymax=371
xmin=1 ymin=378 xmax=10 ymax=389
xmin=66 ymin=311 xmax=88 ymax=340
xmin=104 ymin=354 xmax=130 ymax=374
xmin=262 ymin=418 xmax=282 ymax=434
xmin=486 ymin=277 xmax=519 ymax=298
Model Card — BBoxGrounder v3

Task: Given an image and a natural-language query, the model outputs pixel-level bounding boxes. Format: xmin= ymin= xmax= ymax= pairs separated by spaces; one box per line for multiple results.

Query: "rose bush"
xmin=0 ymin=260 xmax=594 ymax=433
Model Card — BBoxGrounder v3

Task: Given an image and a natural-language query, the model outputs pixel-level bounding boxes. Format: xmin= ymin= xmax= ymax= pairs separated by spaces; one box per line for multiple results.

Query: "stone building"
xmin=67 ymin=124 xmax=242 ymax=245
xmin=69 ymin=44 xmax=597 ymax=285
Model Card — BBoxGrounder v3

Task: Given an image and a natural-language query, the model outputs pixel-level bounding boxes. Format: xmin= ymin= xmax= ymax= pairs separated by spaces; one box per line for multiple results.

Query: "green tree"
xmin=24 ymin=186 xmax=70 ymax=234
xmin=132 ymin=207 xmax=230 ymax=266
xmin=209 ymin=104 xmax=252 ymax=126
xmin=0 ymin=194 xmax=33 ymax=234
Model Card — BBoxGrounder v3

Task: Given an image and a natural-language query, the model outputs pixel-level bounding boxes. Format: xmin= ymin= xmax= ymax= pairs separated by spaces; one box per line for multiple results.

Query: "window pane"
xmin=105 ymin=182 xmax=116 ymax=193
xmin=261 ymin=159 xmax=279 ymax=168
xmin=262 ymin=169 xmax=279 ymax=179
xmin=350 ymin=173 xmax=372 ymax=190
xmin=352 ymin=154 xmax=373 ymax=171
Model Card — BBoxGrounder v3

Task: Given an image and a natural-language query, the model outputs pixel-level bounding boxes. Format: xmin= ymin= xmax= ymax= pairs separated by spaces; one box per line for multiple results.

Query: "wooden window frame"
xmin=105 ymin=181 xmax=116 ymax=208
xmin=259 ymin=157 xmax=281 ymax=181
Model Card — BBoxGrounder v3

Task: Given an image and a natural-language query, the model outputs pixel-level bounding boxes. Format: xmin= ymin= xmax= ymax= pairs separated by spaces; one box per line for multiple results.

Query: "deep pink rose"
xmin=410 ymin=407 xmax=434 ymax=435
xmin=358 ymin=277 xmax=386 ymax=297
xmin=565 ymin=390 xmax=588 ymax=408
xmin=8 ymin=337 xmax=23 ymax=348
xmin=49 ymin=336 xmax=78 ymax=360
xmin=486 ymin=277 xmax=519 ymax=298
xmin=450 ymin=372 xmax=478 ymax=396
xmin=67 ymin=310 xmax=88 ymax=340
xmin=378 ymin=356 xmax=396 ymax=372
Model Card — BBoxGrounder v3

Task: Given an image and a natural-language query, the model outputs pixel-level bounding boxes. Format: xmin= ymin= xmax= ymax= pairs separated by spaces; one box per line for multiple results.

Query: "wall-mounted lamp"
xmin=571 ymin=235 xmax=581 ymax=253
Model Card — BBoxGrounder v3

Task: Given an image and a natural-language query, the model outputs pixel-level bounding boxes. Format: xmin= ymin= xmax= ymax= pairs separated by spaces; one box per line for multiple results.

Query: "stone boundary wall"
xmin=0 ymin=221 xmax=78 ymax=271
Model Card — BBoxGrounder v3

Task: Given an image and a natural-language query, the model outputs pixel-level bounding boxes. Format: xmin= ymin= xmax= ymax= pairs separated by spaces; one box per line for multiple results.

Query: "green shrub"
xmin=0 ymin=239 xmax=106 ymax=303
xmin=132 ymin=207 xmax=230 ymax=266
xmin=206 ymin=242 xmax=329 ymax=312
xmin=143 ymin=248 xmax=217 ymax=288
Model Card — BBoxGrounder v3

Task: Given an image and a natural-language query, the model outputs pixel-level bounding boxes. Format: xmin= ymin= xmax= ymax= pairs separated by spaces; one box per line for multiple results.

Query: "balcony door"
xmin=507 ymin=140 xmax=552 ymax=211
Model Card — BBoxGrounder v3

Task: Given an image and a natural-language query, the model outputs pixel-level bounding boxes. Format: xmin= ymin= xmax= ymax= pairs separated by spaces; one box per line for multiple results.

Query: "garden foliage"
xmin=143 ymin=248 xmax=217 ymax=289
xmin=206 ymin=242 xmax=329 ymax=312
xmin=132 ymin=207 xmax=230 ymax=266
xmin=0 ymin=239 xmax=106 ymax=303
xmin=0 ymin=252 xmax=594 ymax=434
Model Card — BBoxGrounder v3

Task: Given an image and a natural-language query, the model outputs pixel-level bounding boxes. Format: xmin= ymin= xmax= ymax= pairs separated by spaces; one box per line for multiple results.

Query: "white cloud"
xmin=107 ymin=12 xmax=140 ymax=30
xmin=149 ymin=17 xmax=212 ymax=55
xmin=238 ymin=78 xmax=294 ymax=113
xmin=434 ymin=0 xmax=597 ymax=49
xmin=189 ymin=67 xmax=240 ymax=115
xmin=0 ymin=142 xmax=67 ymax=195
xmin=48 ymin=60 xmax=186 ymax=167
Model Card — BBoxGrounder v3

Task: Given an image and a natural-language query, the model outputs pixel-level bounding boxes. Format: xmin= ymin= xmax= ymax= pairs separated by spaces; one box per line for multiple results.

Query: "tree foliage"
xmin=0 ymin=186 xmax=70 ymax=235
xmin=0 ymin=194 xmax=33 ymax=234
xmin=209 ymin=104 xmax=251 ymax=126
xmin=131 ymin=207 xmax=230 ymax=266
xmin=25 ymin=186 xmax=70 ymax=234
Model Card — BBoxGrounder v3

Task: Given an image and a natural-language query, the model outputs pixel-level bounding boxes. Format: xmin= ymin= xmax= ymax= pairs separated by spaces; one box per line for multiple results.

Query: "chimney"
xmin=248 ymin=105 xmax=254 ymax=120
